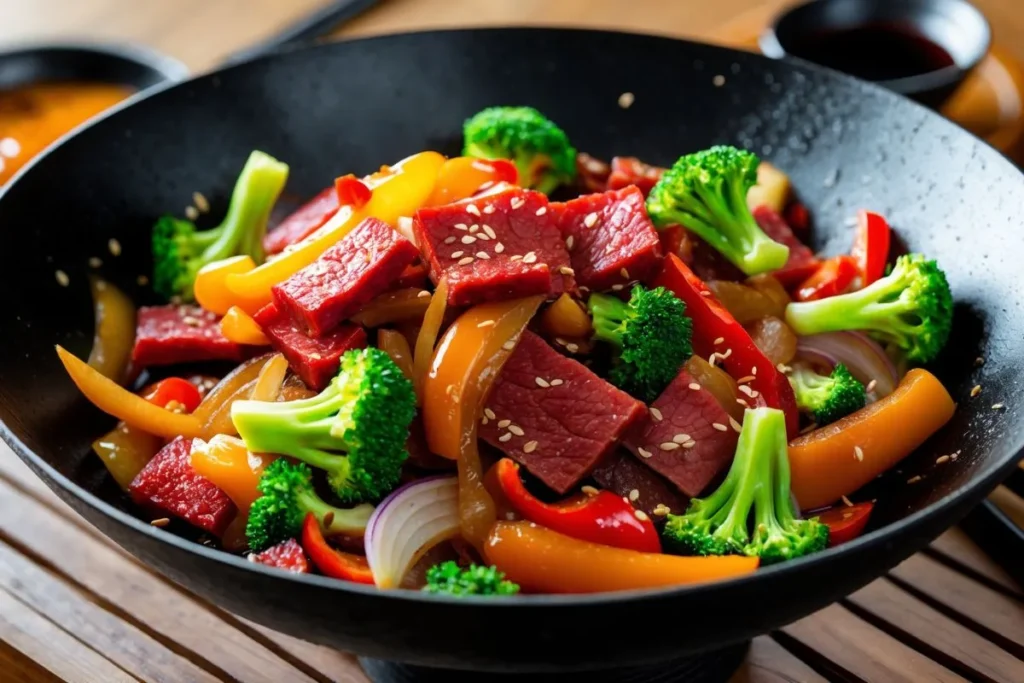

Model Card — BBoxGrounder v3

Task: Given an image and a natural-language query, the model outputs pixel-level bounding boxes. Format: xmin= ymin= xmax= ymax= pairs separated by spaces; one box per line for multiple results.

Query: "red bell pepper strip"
xmin=300 ymin=513 xmax=374 ymax=584
xmin=143 ymin=377 xmax=203 ymax=413
xmin=850 ymin=210 xmax=891 ymax=286
xmin=334 ymin=174 xmax=373 ymax=209
xmin=794 ymin=256 xmax=859 ymax=302
xmin=495 ymin=459 xmax=661 ymax=553
xmin=817 ymin=502 xmax=874 ymax=546
xmin=654 ymin=254 xmax=800 ymax=438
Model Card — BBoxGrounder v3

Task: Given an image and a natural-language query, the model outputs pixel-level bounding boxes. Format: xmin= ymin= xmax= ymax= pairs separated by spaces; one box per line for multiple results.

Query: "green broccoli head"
xmin=789 ymin=363 xmax=866 ymax=426
xmin=231 ymin=348 xmax=416 ymax=503
xmin=661 ymin=407 xmax=829 ymax=564
xmin=463 ymin=106 xmax=577 ymax=194
xmin=422 ymin=561 xmax=520 ymax=596
xmin=588 ymin=285 xmax=694 ymax=403
xmin=646 ymin=145 xmax=790 ymax=275
xmin=785 ymin=254 xmax=953 ymax=363
xmin=246 ymin=459 xmax=374 ymax=552
xmin=151 ymin=149 xmax=289 ymax=301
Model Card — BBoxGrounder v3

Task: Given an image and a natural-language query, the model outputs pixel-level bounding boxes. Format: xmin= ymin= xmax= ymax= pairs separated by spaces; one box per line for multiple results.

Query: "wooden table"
xmin=3 ymin=1 xmax=1024 ymax=681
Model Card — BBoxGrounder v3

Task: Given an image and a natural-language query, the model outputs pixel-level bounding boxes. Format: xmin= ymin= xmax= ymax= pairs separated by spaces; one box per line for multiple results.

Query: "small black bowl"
xmin=760 ymin=0 xmax=991 ymax=108
xmin=0 ymin=41 xmax=186 ymax=92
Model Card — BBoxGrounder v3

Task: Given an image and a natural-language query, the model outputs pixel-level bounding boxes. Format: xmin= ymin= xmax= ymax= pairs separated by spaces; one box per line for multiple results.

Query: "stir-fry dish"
xmin=58 ymin=106 xmax=958 ymax=595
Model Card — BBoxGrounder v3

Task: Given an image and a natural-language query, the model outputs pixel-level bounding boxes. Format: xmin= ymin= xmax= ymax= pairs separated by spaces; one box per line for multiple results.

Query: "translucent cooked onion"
xmin=796 ymin=331 xmax=899 ymax=398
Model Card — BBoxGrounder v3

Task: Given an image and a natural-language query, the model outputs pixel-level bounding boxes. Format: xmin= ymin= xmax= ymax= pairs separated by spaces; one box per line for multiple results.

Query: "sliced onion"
xmin=365 ymin=476 xmax=459 ymax=589
xmin=796 ymin=331 xmax=898 ymax=398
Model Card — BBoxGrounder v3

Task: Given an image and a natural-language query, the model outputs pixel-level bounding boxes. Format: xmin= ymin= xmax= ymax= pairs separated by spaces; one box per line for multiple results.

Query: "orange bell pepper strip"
xmin=350 ymin=288 xmax=431 ymax=328
xmin=788 ymin=368 xmax=955 ymax=511
xmin=56 ymin=345 xmax=203 ymax=440
xmin=426 ymin=156 xmax=518 ymax=206
xmin=218 ymin=151 xmax=445 ymax=315
xmin=221 ymin=306 xmax=270 ymax=346
xmin=194 ymin=255 xmax=257 ymax=316
xmin=191 ymin=434 xmax=273 ymax=514
xmin=377 ymin=329 xmax=414 ymax=381
xmin=301 ymin=513 xmax=374 ymax=584
xmin=484 ymin=521 xmax=759 ymax=593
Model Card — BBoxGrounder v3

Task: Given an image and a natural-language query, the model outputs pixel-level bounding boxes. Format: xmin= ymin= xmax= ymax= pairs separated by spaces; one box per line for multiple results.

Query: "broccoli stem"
xmin=785 ymin=268 xmax=910 ymax=336
xmin=588 ymin=293 xmax=630 ymax=347
xmin=296 ymin=487 xmax=373 ymax=536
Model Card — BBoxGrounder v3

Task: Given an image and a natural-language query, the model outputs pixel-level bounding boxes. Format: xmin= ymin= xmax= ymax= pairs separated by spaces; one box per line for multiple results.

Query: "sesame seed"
xmin=719 ymin=348 xmax=733 ymax=359
xmin=738 ymin=385 xmax=755 ymax=397
xmin=535 ymin=377 xmax=551 ymax=388
xmin=470 ymin=224 xmax=480 ymax=234
xmin=565 ymin=235 xmax=575 ymax=250
xmin=628 ymin=489 xmax=640 ymax=501
xmin=713 ymin=74 xmax=726 ymax=86
xmin=309 ymin=352 xmax=322 ymax=360
xmin=653 ymin=504 xmax=671 ymax=517
xmin=714 ymin=337 xmax=725 ymax=345
xmin=458 ymin=256 xmax=475 ymax=266
xmin=971 ymin=384 xmax=982 ymax=397
xmin=649 ymin=407 xmax=664 ymax=422
xmin=688 ymin=382 xmax=701 ymax=391
xmin=510 ymin=254 xmax=523 ymax=262
xmin=466 ymin=204 xmax=481 ymax=216
xmin=510 ymin=197 xmax=525 ymax=210
xmin=618 ymin=91 xmax=635 ymax=108
xmin=418 ymin=290 xmax=431 ymax=298
xmin=444 ymin=236 xmax=457 ymax=244
xmin=477 ymin=320 xmax=495 ymax=328
xmin=866 ymin=379 xmax=877 ymax=393
xmin=659 ymin=442 xmax=681 ymax=451
xmin=638 ymin=447 xmax=653 ymax=459
xmin=476 ymin=230 xmax=490 ymax=241
xmin=682 ymin=440 xmax=696 ymax=449
xmin=476 ymin=251 xmax=491 ymax=260
xmin=708 ymin=355 xmax=717 ymax=367
xmin=185 ymin=206 xmax=199 ymax=220
xmin=559 ymin=266 xmax=575 ymax=276
xmin=582 ymin=485 xmax=599 ymax=496
xmin=854 ymin=446 xmax=864 ymax=462
xmin=498 ymin=419 xmax=511 ymax=428
xmin=737 ymin=375 xmax=756 ymax=384
xmin=800 ymin=422 xmax=818 ymax=434
xmin=494 ymin=242 xmax=505 ymax=254
xmin=499 ymin=432 xmax=512 ymax=442
xmin=974 ymin=356 xmax=985 ymax=367
xmin=841 ymin=496 xmax=853 ymax=507
xmin=523 ymin=440 xmax=538 ymax=453
xmin=583 ymin=212 xmax=599 ymax=228
xmin=993 ymin=403 xmax=1005 ymax=410
xmin=672 ymin=433 xmax=691 ymax=444
xmin=508 ymin=425 xmax=525 ymax=436
xmin=536 ymin=207 xmax=548 ymax=216
xmin=137 ymin=275 xmax=149 ymax=286
xmin=550 ymin=379 xmax=564 ymax=386
xmin=191 ymin=192 xmax=209 ymax=213
xmin=936 ymin=455 xmax=950 ymax=464
xmin=55 ymin=270 xmax=70 ymax=287
xmin=502 ymin=340 xmax=516 ymax=351
xmin=461 ymin=235 xmax=477 ymax=244
xmin=150 ymin=517 xmax=171 ymax=527
xmin=712 ymin=422 xmax=728 ymax=432
xmin=450 ymin=251 xmax=464 ymax=259
xmin=736 ymin=398 xmax=749 ymax=406
xmin=483 ymin=204 xmax=496 ymax=214
xmin=907 ymin=475 xmax=922 ymax=484
xmin=701 ymin=290 xmax=712 ymax=297
xmin=634 ymin=509 xmax=650 ymax=522
xmin=454 ymin=223 xmax=469 ymax=231
xmin=483 ymin=224 xmax=497 ymax=239
xmin=483 ymin=408 xmax=496 ymax=420
xmin=729 ymin=417 xmax=743 ymax=433
xmin=554 ymin=337 xmax=568 ymax=346
xmin=566 ymin=343 xmax=580 ymax=353
xmin=522 ymin=252 xmax=538 ymax=264
xmin=751 ymin=366 xmax=758 ymax=376
xmin=776 ymin=363 xmax=792 ymax=373
xmin=88 ymin=257 xmax=102 ymax=268
xmin=620 ymin=268 xmax=630 ymax=279
xmin=611 ymin=283 xmax=625 ymax=292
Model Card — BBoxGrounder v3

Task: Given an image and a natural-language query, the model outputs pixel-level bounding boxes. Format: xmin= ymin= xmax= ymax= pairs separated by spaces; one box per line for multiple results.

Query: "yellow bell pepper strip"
xmin=422 ymin=296 xmax=544 ymax=548
xmin=92 ymin=423 xmax=163 ymax=491
xmin=86 ymin=276 xmax=136 ymax=384
xmin=425 ymin=156 xmax=518 ymax=206
xmin=412 ymin=277 xmax=449 ymax=403
xmin=788 ymin=368 xmax=955 ymax=511
xmin=221 ymin=306 xmax=270 ymax=346
xmin=350 ymin=288 xmax=431 ymax=328
xmin=377 ymin=329 xmax=415 ymax=381
xmin=57 ymin=345 xmax=204 ymax=440
xmin=193 ymin=255 xmax=256 ymax=316
xmin=219 ymin=151 xmax=445 ymax=315
xmin=539 ymin=292 xmax=592 ymax=339
xmin=484 ymin=521 xmax=759 ymax=593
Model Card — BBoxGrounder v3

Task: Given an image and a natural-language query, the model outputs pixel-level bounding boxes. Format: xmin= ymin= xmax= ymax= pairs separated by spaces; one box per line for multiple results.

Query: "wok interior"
xmin=0 ymin=28 xmax=1022 ymax=565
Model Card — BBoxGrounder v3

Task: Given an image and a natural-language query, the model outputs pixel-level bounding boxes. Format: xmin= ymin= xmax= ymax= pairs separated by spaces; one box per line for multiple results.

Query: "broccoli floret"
xmin=785 ymin=254 xmax=953 ymax=363
xmin=246 ymin=459 xmax=374 ymax=552
xmin=662 ymin=407 xmax=828 ymax=564
xmin=646 ymin=145 xmax=790 ymax=275
xmin=588 ymin=285 xmax=693 ymax=402
xmin=463 ymin=106 xmax=576 ymax=194
xmin=231 ymin=348 xmax=416 ymax=503
xmin=789 ymin=363 xmax=866 ymax=426
xmin=422 ymin=561 xmax=520 ymax=596
xmin=152 ymin=150 xmax=289 ymax=301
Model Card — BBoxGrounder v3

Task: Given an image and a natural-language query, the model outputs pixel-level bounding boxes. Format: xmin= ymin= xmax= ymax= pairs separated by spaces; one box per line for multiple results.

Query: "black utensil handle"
xmin=222 ymin=0 xmax=380 ymax=66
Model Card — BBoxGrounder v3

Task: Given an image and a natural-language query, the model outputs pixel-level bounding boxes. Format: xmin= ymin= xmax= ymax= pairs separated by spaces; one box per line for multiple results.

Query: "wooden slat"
xmin=889 ymin=554 xmax=1024 ymax=658
xmin=0 ymin=537 xmax=219 ymax=683
xmin=845 ymin=578 xmax=1024 ymax=683
xmin=779 ymin=603 xmax=965 ymax=682
xmin=0 ymin=443 xmax=69 ymax=507
xmin=0 ymin=476 xmax=322 ymax=683
xmin=929 ymin=528 xmax=1022 ymax=595
xmin=246 ymin=620 xmax=371 ymax=683
xmin=0 ymin=587 xmax=136 ymax=683
xmin=0 ymin=639 xmax=64 ymax=683
xmin=729 ymin=636 xmax=828 ymax=683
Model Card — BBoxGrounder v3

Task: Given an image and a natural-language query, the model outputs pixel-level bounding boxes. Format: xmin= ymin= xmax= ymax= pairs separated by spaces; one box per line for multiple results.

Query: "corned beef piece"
xmin=554 ymin=185 xmax=663 ymax=291
xmin=263 ymin=186 xmax=339 ymax=255
xmin=133 ymin=304 xmax=245 ymax=367
xmin=606 ymin=157 xmax=666 ymax=197
xmin=249 ymin=538 xmax=309 ymax=573
xmin=753 ymin=205 xmax=819 ymax=287
xmin=254 ymin=303 xmax=367 ymax=390
xmin=591 ymin=449 xmax=690 ymax=518
xmin=129 ymin=437 xmax=237 ymax=536
xmin=479 ymin=331 xmax=645 ymax=494
xmin=414 ymin=187 xmax=574 ymax=306
xmin=625 ymin=368 xmax=740 ymax=497
xmin=272 ymin=217 xmax=419 ymax=337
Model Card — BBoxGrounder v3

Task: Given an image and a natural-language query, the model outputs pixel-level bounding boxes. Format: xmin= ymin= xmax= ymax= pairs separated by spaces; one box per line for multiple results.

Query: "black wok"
xmin=0 ymin=28 xmax=1022 ymax=680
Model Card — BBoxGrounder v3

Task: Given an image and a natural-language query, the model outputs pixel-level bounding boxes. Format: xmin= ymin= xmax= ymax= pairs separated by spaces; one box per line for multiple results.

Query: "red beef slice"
xmin=753 ymin=205 xmax=819 ymax=287
xmin=249 ymin=538 xmax=309 ymax=573
xmin=133 ymin=304 xmax=245 ymax=367
xmin=624 ymin=368 xmax=739 ymax=497
xmin=591 ymin=449 xmax=690 ymax=517
xmin=273 ymin=217 xmax=419 ymax=337
xmin=606 ymin=157 xmax=666 ymax=197
xmin=479 ymin=331 xmax=645 ymax=494
xmin=129 ymin=437 xmax=237 ymax=536
xmin=554 ymin=185 xmax=663 ymax=292
xmin=254 ymin=303 xmax=367 ymax=390
xmin=264 ymin=186 xmax=339 ymax=255
xmin=414 ymin=187 xmax=573 ymax=306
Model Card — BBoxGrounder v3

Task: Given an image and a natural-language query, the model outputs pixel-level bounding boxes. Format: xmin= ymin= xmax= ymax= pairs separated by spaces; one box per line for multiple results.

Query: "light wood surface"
xmin=3 ymin=1 xmax=1024 ymax=681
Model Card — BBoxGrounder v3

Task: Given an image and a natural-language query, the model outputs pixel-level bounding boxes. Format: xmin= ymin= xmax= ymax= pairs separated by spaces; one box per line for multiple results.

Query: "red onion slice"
xmin=796 ymin=331 xmax=898 ymax=398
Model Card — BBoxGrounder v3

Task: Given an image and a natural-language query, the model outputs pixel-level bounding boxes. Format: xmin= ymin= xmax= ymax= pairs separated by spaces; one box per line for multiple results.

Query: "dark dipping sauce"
xmin=784 ymin=24 xmax=956 ymax=82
